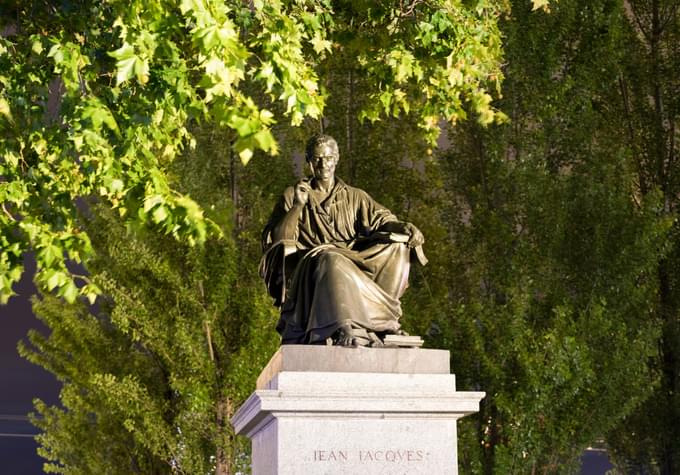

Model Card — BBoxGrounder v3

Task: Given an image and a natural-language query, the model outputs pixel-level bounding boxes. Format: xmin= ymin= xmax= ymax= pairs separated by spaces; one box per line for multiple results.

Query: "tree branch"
xmin=623 ymin=0 xmax=652 ymax=45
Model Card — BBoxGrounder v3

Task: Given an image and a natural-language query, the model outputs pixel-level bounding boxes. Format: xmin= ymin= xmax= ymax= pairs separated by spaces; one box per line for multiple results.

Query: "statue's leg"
xmin=362 ymin=242 xmax=411 ymax=298
xmin=305 ymin=249 xmax=401 ymax=343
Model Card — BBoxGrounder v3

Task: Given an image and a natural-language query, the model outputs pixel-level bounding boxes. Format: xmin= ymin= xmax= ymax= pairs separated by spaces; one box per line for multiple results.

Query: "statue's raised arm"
xmin=260 ymin=134 xmax=425 ymax=347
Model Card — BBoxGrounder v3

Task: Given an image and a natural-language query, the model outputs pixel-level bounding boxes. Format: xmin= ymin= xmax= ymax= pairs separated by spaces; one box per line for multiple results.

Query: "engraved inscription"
xmin=313 ymin=450 xmax=349 ymax=462
xmin=359 ymin=450 xmax=426 ymax=462
xmin=312 ymin=449 xmax=429 ymax=463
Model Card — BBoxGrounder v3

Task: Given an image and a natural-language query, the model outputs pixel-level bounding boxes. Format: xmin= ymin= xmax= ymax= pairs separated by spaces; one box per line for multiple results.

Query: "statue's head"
xmin=305 ymin=134 xmax=339 ymax=181
xmin=305 ymin=134 xmax=339 ymax=162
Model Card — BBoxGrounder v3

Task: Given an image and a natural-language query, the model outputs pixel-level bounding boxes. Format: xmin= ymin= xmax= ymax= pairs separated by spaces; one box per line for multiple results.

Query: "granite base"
xmin=232 ymin=346 xmax=484 ymax=475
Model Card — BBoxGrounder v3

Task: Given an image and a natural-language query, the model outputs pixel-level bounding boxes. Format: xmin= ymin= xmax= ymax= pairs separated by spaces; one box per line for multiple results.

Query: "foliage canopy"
xmin=0 ymin=0 xmax=529 ymax=304
xmin=13 ymin=0 xmax=680 ymax=473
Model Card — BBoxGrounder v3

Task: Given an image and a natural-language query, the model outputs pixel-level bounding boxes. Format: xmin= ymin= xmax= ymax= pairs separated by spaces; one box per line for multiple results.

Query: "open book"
xmin=358 ymin=232 xmax=428 ymax=266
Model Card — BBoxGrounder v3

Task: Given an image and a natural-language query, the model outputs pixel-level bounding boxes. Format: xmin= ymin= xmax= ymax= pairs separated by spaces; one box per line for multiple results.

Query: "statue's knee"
xmin=317 ymin=251 xmax=344 ymax=266
xmin=386 ymin=242 xmax=410 ymax=259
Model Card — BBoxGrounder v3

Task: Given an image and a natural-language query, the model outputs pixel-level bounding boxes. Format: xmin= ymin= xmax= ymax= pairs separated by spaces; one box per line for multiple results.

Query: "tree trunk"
xmin=658 ymin=253 xmax=679 ymax=475
xmin=346 ymin=68 xmax=355 ymax=183
xmin=215 ymin=397 xmax=234 ymax=475
xmin=481 ymin=400 xmax=499 ymax=475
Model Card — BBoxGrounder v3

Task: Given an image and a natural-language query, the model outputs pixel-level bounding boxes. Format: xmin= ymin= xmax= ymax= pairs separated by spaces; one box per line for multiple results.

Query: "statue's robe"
xmin=260 ymin=178 xmax=410 ymax=344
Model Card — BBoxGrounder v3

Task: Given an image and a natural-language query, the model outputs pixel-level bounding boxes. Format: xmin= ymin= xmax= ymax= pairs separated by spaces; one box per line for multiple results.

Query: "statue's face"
xmin=309 ymin=143 xmax=339 ymax=181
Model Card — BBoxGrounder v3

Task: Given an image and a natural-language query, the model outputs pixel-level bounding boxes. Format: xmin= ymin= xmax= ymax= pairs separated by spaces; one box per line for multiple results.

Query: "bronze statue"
xmin=260 ymin=134 xmax=425 ymax=347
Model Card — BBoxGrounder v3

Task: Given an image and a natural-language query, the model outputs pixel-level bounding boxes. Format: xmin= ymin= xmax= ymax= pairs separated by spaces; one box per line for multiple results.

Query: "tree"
xmin=406 ymin=0 xmax=670 ymax=472
xmin=19 ymin=124 xmax=295 ymax=474
xmin=604 ymin=0 xmax=680 ymax=473
xmin=0 ymin=0 xmax=514 ymax=305
xmin=310 ymin=1 xmax=680 ymax=472
xmin=281 ymin=6 xmax=667 ymax=471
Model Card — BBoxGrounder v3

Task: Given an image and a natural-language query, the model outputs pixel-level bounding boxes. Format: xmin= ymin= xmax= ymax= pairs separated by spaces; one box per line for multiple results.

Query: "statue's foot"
xmin=367 ymin=331 xmax=384 ymax=347
xmin=335 ymin=324 xmax=357 ymax=347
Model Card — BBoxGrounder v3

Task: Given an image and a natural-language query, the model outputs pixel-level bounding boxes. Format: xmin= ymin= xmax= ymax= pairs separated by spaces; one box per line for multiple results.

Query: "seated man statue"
xmin=260 ymin=134 xmax=425 ymax=346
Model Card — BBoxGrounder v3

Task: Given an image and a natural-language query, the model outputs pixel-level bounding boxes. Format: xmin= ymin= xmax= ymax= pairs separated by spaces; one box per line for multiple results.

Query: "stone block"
xmin=233 ymin=346 xmax=484 ymax=475
xmin=256 ymin=345 xmax=450 ymax=389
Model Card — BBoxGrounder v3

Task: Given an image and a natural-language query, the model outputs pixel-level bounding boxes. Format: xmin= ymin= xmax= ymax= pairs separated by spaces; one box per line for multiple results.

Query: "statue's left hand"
xmin=403 ymin=222 xmax=425 ymax=248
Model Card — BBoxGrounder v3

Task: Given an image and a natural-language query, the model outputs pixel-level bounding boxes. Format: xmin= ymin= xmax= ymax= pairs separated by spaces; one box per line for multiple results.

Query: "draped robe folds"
xmin=260 ymin=178 xmax=411 ymax=344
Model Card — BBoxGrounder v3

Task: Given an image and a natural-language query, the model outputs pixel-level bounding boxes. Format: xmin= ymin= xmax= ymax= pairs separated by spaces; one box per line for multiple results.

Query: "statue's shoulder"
xmin=340 ymin=181 xmax=375 ymax=203
xmin=336 ymin=178 xmax=367 ymax=197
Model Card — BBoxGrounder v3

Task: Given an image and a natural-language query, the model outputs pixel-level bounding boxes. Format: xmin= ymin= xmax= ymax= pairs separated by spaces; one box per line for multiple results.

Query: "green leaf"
xmin=310 ymin=32 xmax=332 ymax=54
xmin=143 ymin=195 xmax=164 ymax=213
xmin=46 ymin=270 xmax=67 ymax=291
xmin=109 ymin=43 xmax=147 ymax=85
xmin=152 ymin=205 xmax=168 ymax=224
xmin=85 ymin=291 xmax=98 ymax=305
xmin=228 ymin=115 xmax=255 ymax=137
xmin=252 ymin=130 xmax=275 ymax=152
xmin=42 ymin=244 xmax=62 ymax=267
xmin=31 ymin=39 xmax=44 ymax=55
xmin=239 ymin=148 xmax=253 ymax=165
xmin=61 ymin=281 xmax=79 ymax=304
xmin=531 ymin=0 xmax=551 ymax=12
xmin=114 ymin=55 xmax=137 ymax=85
xmin=0 ymin=96 xmax=13 ymax=123
xmin=134 ymin=57 xmax=149 ymax=84
xmin=82 ymin=102 xmax=120 ymax=135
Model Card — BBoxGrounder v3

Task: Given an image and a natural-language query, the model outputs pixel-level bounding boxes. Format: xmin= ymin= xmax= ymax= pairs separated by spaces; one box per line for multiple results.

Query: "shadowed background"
xmin=0 ymin=256 xmax=60 ymax=474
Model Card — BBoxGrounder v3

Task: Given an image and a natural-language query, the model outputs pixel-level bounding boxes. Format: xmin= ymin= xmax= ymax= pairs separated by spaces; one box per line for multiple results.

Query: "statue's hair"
xmin=305 ymin=134 xmax=339 ymax=162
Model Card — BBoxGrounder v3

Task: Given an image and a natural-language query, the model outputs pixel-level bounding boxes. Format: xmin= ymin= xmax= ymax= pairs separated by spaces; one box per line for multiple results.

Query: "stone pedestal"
xmin=231 ymin=345 xmax=484 ymax=475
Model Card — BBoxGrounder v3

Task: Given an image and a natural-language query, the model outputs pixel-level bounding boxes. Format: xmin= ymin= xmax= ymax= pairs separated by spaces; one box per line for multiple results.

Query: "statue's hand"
xmin=404 ymin=222 xmax=425 ymax=248
xmin=294 ymin=180 xmax=311 ymax=206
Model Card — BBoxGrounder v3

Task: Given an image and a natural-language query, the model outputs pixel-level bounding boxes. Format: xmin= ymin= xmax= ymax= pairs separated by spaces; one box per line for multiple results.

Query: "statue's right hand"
xmin=294 ymin=181 xmax=311 ymax=206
